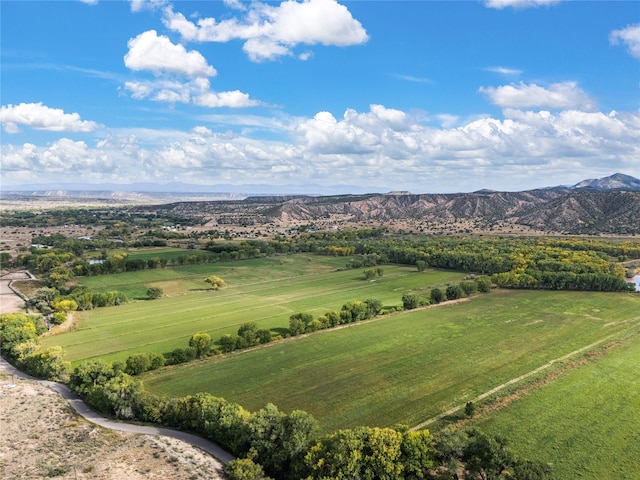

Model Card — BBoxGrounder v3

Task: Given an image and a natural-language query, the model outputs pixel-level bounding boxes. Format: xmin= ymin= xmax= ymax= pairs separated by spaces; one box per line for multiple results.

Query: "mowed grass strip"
xmin=142 ymin=290 xmax=640 ymax=434
xmin=43 ymin=255 xmax=464 ymax=363
xmin=474 ymin=331 xmax=640 ymax=479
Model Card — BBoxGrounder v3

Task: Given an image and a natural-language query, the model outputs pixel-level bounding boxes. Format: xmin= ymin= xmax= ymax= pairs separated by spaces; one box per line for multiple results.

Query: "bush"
xmin=430 ymin=288 xmax=444 ymax=304
xmin=402 ymin=293 xmax=421 ymax=310
xmin=459 ymin=280 xmax=478 ymax=296
xmin=164 ymin=347 xmax=196 ymax=365
xmin=146 ymin=287 xmax=163 ymax=299
xmin=475 ymin=276 xmax=492 ymax=293
xmin=52 ymin=312 xmax=67 ymax=325
xmin=445 ymin=285 xmax=464 ymax=300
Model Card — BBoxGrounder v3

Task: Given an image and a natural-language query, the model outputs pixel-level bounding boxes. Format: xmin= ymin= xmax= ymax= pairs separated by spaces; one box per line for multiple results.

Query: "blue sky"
xmin=1 ymin=0 xmax=639 ymax=194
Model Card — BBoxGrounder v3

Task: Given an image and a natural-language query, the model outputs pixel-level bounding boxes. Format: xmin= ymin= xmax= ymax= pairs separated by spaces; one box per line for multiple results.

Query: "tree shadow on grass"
xmin=271 ymin=327 xmax=290 ymax=337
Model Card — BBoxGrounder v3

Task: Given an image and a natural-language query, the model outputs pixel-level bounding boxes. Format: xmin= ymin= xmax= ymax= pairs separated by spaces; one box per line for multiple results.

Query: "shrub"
xmin=445 ymin=285 xmax=464 ymax=300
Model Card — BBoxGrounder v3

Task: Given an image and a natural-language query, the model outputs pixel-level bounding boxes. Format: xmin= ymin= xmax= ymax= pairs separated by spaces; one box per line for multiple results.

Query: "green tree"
xmin=289 ymin=317 xmax=306 ymax=336
xmin=219 ymin=334 xmax=239 ymax=353
xmin=464 ymin=401 xmax=476 ymax=418
xmin=0 ymin=313 xmax=43 ymax=359
xmin=402 ymin=293 xmax=421 ymax=310
xmin=51 ymin=299 xmax=78 ymax=313
xmin=256 ymin=329 xmax=273 ymax=344
xmin=52 ymin=312 xmax=67 ymax=325
xmin=146 ymin=286 xmax=164 ymax=299
xmin=102 ymin=372 xmax=144 ymax=419
xmin=416 ymin=260 xmax=427 ymax=272
xmin=189 ymin=332 xmax=212 ymax=358
xmin=364 ymin=298 xmax=383 ymax=317
xmin=20 ymin=345 xmax=70 ymax=381
xmin=47 ymin=266 xmax=73 ymax=290
xmin=225 ymin=458 xmax=273 ymax=480
xmin=475 ymin=276 xmax=492 ymax=293
xmin=460 ymin=280 xmax=478 ymax=296
xmin=429 ymin=288 xmax=444 ymax=304
xmin=305 ymin=426 xmax=404 ymax=480
xmin=237 ymin=322 xmax=259 ymax=348
xmin=399 ymin=427 xmax=436 ymax=479
xmin=363 ymin=268 xmax=377 ymax=280
xmin=445 ymin=284 xmax=464 ymax=301
xmin=462 ymin=429 xmax=514 ymax=480
xmin=340 ymin=300 xmax=369 ymax=323
xmin=125 ymin=353 xmax=152 ymax=375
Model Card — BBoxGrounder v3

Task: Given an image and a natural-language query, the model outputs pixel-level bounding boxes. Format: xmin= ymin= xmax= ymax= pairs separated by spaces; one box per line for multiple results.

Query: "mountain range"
xmin=130 ymin=173 xmax=640 ymax=235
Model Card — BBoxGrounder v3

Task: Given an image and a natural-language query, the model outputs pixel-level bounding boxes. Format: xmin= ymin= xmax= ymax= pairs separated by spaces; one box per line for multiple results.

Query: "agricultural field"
xmin=141 ymin=289 xmax=640 ymax=434
xmin=42 ymin=254 xmax=465 ymax=363
xmin=474 ymin=331 xmax=640 ymax=479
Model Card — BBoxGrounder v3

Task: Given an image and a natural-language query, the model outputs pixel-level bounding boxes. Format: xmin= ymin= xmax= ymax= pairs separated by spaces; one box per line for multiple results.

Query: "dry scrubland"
xmin=0 ymin=371 xmax=225 ymax=479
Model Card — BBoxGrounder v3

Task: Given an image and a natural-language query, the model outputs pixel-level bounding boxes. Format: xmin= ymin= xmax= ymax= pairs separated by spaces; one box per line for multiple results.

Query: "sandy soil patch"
xmin=0 ymin=373 xmax=226 ymax=479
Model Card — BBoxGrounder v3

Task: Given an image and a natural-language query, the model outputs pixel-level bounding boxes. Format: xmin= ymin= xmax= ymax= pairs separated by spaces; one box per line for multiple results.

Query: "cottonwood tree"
xmin=189 ymin=332 xmax=212 ymax=358
xmin=146 ymin=287 xmax=163 ymax=299
xmin=205 ymin=275 xmax=227 ymax=290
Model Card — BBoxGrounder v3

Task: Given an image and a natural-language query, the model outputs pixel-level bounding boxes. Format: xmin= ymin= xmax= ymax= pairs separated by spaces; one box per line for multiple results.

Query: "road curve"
xmin=0 ymin=355 xmax=235 ymax=465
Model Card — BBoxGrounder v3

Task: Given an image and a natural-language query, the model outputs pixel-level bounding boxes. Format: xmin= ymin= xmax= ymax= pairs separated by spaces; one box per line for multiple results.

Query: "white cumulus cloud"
xmin=0 ymin=102 xmax=99 ymax=133
xmin=123 ymin=78 xmax=258 ymax=108
xmin=130 ymin=0 xmax=168 ymax=12
xmin=2 ymin=104 xmax=638 ymax=193
xmin=610 ymin=23 xmax=640 ymax=59
xmin=162 ymin=0 xmax=368 ymax=62
xmin=484 ymin=0 xmax=564 ymax=9
xmin=479 ymin=81 xmax=596 ymax=110
xmin=124 ymin=30 xmax=217 ymax=77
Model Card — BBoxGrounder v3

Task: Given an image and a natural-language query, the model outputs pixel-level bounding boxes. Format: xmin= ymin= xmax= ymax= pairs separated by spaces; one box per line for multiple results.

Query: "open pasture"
xmin=142 ymin=290 xmax=640 ymax=434
xmin=43 ymin=254 xmax=464 ymax=363
xmin=474 ymin=331 xmax=640 ymax=479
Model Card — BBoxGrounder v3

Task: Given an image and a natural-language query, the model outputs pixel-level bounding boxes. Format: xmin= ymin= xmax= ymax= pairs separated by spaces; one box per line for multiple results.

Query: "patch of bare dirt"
xmin=0 ymin=373 xmax=226 ymax=480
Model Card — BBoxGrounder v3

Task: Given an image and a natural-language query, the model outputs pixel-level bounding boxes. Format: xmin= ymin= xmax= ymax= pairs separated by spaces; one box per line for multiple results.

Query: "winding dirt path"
xmin=0 ymin=356 xmax=235 ymax=465
xmin=0 ymin=270 xmax=34 ymax=315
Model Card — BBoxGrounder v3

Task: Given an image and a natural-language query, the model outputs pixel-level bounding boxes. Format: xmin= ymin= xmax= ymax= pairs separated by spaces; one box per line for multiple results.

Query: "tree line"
xmin=0 ymin=314 xmax=550 ymax=480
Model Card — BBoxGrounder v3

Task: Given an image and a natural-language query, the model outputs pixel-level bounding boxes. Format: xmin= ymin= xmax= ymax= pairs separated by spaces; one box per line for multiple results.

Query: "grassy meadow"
xmin=42 ymin=254 xmax=465 ymax=363
xmin=141 ymin=289 xmax=640 ymax=433
xmin=474 ymin=330 xmax=640 ymax=479
xmin=40 ymin=250 xmax=640 ymax=475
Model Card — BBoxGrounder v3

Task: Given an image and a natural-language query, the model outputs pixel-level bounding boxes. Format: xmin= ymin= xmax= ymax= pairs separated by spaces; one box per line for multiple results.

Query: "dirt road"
xmin=0 ymin=356 xmax=233 ymax=479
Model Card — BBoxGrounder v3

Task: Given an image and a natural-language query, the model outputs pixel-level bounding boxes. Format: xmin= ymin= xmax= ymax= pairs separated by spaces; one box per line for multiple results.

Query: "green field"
xmin=474 ymin=331 xmax=640 ymax=479
xmin=43 ymin=254 xmax=465 ymax=363
xmin=141 ymin=289 xmax=640 ymax=434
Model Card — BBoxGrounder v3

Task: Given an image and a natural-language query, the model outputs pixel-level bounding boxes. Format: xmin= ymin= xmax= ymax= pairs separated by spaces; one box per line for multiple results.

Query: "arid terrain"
xmin=0 ymin=371 xmax=226 ymax=480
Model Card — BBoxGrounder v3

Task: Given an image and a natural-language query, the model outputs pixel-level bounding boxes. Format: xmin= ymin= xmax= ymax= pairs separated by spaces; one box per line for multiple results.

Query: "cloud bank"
xmin=2 ymin=101 xmax=638 ymax=192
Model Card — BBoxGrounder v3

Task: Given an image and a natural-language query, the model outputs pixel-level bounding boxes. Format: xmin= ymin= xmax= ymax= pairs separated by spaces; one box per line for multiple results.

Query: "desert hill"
xmin=134 ymin=174 xmax=640 ymax=235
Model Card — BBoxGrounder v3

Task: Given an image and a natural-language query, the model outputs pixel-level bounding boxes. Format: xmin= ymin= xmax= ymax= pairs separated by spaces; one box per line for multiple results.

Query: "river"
xmin=632 ymin=274 xmax=640 ymax=292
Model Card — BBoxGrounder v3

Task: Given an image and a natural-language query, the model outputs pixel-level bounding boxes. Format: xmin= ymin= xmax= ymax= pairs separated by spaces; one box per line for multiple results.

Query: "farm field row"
xmin=43 ymin=254 xmax=465 ymax=363
xmin=141 ymin=289 xmax=640 ymax=434
xmin=475 ymin=330 xmax=640 ymax=479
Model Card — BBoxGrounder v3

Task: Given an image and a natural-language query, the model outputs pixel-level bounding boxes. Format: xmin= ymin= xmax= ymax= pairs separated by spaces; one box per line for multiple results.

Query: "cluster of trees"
xmin=492 ymin=270 xmax=632 ymax=291
xmin=0 ymin=313 xmax=70 ymax=381
xmin=162 ymin=297 xmax=388 ymax=366
xmin=0 ymin=207 xmax=194 ymax=229
xmin=163 ymin=326 xmax=275 ymax=365
xmin=14 ymin=222 xmax=638 ymax=295
xmin=58 ymin=356 xmax=550 ymax=480
xmin=289 ymin=298 xmax=385 ymax=337
xmin=402 ymin=276 xmax=492 ymax=311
